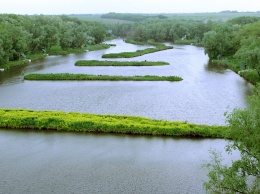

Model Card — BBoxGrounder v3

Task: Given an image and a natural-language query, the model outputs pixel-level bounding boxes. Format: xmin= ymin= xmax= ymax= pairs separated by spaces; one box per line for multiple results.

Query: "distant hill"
xmin=101 ymin=12 xmax=168 ymax=22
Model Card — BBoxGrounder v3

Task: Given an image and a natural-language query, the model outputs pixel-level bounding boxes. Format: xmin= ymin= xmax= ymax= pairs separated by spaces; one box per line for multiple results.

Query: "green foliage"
xmin=240 ymin=70 xmax=260 ymax=85
xmin=48 ymin=47 xmax=86 ymax=55
xmin=204 ymin=84 xmax=260 ymax=193
xmin=203 ymin=24 xmax=236 ymax=60
xmin=228 ymin=16 xmax=260 ymax=26
xmin=234 ymin=35 xmax=260 ymax=76
xmin=0 ymin=14 xmax=107 ymax=67
xmin=24 ymin=73 xmax=183 ymax=82
xmin=75 ymin=60 xmax=169 ymax=66
xmin=0 ymin=109 xmax=227 ymax=138
xmin=124 ymin=38 xmax=147 ymax=45
xmin=88 ymin=44 xmax=111 ymax=51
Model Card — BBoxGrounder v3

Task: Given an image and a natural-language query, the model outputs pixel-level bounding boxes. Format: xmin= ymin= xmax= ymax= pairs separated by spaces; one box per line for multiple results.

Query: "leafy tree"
xmin=203 ymin=31 xmax=219 ymax=59
xmin=204 ymin=84 xmax=260 ymax=193
xmin=235 ymin=37 xmax=260 ymax=76
xmin=89 ymin=24 xmax=106 ymax=44
xmin=234 ymin=22 xmax=260 ymax=45
xmin=203 ymin=24 xmax=236 ymax=60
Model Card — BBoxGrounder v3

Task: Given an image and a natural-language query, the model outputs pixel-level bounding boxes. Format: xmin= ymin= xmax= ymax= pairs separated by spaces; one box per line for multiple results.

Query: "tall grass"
xmin=24 ymin=73 xmax=183 ymax=82
xmin=0 ymin=109 xmax=228 ymax=138
xmin=75 ymin=60 xmax=169 ymax=66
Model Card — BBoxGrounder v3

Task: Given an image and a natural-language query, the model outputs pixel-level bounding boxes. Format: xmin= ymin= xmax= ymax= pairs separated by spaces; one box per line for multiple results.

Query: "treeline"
xmin=203 ymin=19 xmax=260 ymax=81
xmin=109 ymin=18 xmax=214 ymax=43
xmin=101 ymin=12 xmax=168 ymax=22
xmin=0 ymin=14 xmax=107 ymax=67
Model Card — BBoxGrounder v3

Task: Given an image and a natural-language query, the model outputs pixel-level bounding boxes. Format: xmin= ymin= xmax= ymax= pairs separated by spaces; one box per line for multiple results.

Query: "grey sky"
xmin=1 ymin=0 xmax=259 ymax=15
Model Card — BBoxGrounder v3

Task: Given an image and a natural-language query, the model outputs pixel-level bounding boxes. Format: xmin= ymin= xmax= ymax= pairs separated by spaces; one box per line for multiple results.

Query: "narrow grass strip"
xmin=0 ymin=109 xmax=228 ymax=138
xmin=102 ymin=46 xmax=173 ymax=58
xmin=24 ymin=73 xmax=183 ymax=82
xmin=88 ymin=44 xmax=115 ymax=51
xmin=75 ymin=60 xmax=169 ymax=66
xmin=102 ymin=40 xmax=173 ymax=58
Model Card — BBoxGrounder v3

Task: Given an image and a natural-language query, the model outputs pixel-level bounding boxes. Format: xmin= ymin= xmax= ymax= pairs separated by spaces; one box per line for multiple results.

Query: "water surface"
xmin=0 ymin=39 xmax=252 ymax=125
xmin=0 ymin=130 xmax=239 ymax=194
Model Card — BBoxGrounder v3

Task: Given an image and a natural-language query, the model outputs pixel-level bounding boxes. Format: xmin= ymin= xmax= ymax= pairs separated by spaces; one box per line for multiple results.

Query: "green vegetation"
xmin=204 ymin=84 xmax=260 ymax=193
xmin=88 ymin=44 xmax=115 ymax=51
xmin=24 ymin=73 xmax=183 ymax=82
xmin=0 ymin=109 xmax=227 ymax=138
xmin=202 ymin=20 xmax=260 ymax=85
xmin=102 ymin=41 xmax=173 ymax=58
xmin=42 ymin=44 xmax=115 ymax=55
xmin=0 ymin=14 xmax=107 ymax=68
xmin=2 ymin=54 xmax=47 ymax=70
xmin=124 ymin=38 xmax=147 ymax=45
xmin=75 ymin=60 xmax=169 ymax=66
xmin=101 ymin=13 xmax=168 ymax=22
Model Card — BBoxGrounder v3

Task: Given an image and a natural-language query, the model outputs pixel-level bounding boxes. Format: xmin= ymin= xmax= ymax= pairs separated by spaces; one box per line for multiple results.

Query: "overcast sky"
xmin=1 ymin=0 xmax=260 ymax=15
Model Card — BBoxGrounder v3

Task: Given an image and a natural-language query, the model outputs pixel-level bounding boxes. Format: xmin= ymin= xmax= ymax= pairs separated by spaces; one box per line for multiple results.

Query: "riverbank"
xmin=212 ymin=57 xmax=260 ymax=85
xmin=0 ymin=54 xmax=48 ymax=70
xmin=0 ymin=109 xmax=228 ymax=138
xmin=48 ymin=44 xmax=115 ymax=55
xmin=0 ymin=44 xmax=115 ymax=70
xmin=75 ymin=60 xmax=169 ymax=66
xmin=24 ymin=73 xmax=183 ymax=82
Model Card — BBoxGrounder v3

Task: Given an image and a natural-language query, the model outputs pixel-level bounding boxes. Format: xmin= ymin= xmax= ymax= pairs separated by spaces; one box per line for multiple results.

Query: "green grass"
xmin=239 ymin=70 xmax=260 ymax=84
xmin=102 ymin=44 xmax=173 ymax=58
xmin=48 ymin=47 xmax=86 ymax=55
xmin=88 ymin=44 xmax=115 ymax=51
xmin=75 ymin=60 xmax=169 ymax=66
xmin=24 ymin=73 xmax=183 ymax=82
xmin=124 ymin=38 xmax=148 ymax=45
xmin=0 ymin=109 xmax=228 ymax=138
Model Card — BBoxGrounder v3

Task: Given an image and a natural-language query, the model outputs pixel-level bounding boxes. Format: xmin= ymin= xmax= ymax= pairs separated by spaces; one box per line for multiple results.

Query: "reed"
xmin=24 ymin=73 xmax=183 ymax=82
xmin=0 ymin=109 xmax=228 ymax=138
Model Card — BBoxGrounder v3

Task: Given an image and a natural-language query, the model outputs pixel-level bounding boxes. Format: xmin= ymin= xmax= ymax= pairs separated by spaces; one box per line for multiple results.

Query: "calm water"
xmin=0 ymin=39 xmax=252 ymax=125
xmin=0 ymin=130 xmax=239 ymax=194
xmin=0 ymin=39 xmax=250 ymax=193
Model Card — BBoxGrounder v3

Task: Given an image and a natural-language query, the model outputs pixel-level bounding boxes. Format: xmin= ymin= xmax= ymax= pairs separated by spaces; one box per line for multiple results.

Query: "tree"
xmin=235 ymin=37 xmax=260 ymax=76
xmin=203 ymin=24 xmax=236 ymax=60
xmin=204 ymin=84 xmax=260 ymax=193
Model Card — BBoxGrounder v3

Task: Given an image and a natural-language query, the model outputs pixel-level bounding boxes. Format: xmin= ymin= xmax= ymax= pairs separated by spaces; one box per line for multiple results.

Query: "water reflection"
xmin=204 ymin=61 xmax=227 ymax=74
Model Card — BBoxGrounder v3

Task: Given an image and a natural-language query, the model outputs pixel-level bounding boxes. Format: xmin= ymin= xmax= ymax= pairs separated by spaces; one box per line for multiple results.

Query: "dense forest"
xmin=1 ymin=13 xmax=260 ymax=83
xmin=0 ymin=14 xmax=106 ymax=67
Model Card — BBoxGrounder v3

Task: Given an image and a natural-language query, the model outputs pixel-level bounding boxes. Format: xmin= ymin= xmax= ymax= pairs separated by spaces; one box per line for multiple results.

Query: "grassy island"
xmin=0 ymin=109 xmax=228 ymax=138
xmin=102 ymin=40 xmax=173 ymax=58
xmin=24 ymin=73 xmax=183 ymax=82
xmin=75 ymin=60 xmax=169 ymax=66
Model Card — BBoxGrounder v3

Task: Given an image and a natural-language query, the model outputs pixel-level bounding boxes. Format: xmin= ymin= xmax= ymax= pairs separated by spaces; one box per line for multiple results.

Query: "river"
xmin=0 ymin=39 xmax=252 ymax=193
